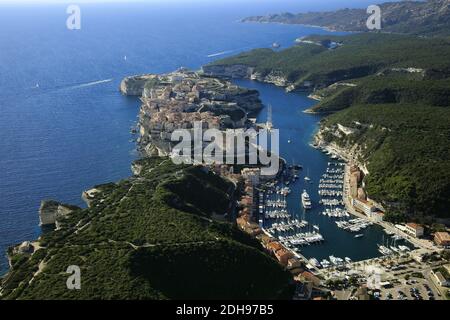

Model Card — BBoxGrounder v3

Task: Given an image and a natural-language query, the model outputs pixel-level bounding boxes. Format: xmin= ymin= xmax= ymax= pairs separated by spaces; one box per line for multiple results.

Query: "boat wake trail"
xmin=207 ymin=50 xmax=235 ymax=58
xmin=69 ymin=78 xmax=114 ymax=89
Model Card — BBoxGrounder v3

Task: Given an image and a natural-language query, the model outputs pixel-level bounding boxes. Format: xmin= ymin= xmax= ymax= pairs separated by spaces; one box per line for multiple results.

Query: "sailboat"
xmin=124 ymin=55 xmax=127 ymax=61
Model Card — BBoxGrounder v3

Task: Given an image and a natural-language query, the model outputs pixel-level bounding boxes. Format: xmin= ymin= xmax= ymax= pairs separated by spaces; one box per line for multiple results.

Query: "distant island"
xmin=242 ymin=0 xmax=450 ymax=37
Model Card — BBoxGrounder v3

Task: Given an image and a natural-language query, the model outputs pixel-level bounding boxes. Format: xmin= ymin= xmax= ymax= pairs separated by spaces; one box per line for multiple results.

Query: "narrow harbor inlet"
xmin=232 ymin=78 xmax=414 ymax=264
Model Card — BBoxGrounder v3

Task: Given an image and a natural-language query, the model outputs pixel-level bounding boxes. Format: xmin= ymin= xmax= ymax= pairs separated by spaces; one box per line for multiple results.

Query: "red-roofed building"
xmin=266 ymin=241 xmax=283 ymax=254
xmin=275 ymin=249 xmax=294 ymax=266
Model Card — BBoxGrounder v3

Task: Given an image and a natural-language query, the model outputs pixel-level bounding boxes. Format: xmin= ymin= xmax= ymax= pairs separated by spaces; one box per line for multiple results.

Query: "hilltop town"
xmin=121 ymin=68 xmax=262 ymax=156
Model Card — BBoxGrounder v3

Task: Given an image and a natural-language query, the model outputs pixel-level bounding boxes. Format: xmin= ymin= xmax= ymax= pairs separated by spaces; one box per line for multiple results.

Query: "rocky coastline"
xmin=313 ymin=123 xmax=368 ymax=175
xmin=201 ymin=64 xmax=300 ymax=92
xmin=121 ymin=68 xmax=263 ymax=157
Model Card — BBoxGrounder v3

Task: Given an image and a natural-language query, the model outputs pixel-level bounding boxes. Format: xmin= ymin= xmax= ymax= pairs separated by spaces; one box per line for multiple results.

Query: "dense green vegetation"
xmin=314 ymin=74 xmax=450 ymax=113
xmin=210 ymin=32 xmax=450 ymax=221
xmin=322 ymin=104 xmax=450 ymax=220
xmin=210 ymin=33 xmax=450 ymax=95
xmin=1 ymin=158 xmax=292 ymax=300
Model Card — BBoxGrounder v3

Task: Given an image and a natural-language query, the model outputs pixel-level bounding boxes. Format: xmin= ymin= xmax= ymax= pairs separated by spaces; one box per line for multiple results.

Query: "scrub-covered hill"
xmin=1 ymin=158 xmax=292 ymax=300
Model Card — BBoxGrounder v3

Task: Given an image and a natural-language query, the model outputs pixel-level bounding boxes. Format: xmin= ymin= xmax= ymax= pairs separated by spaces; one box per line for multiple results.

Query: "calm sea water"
xmin=0 ymin=1 xmax=375 ymax=275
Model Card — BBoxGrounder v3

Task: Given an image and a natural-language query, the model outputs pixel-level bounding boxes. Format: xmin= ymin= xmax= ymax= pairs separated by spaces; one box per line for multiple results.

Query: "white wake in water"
xmin=207 ymin=50 xmax=235 ymax=58
xmin=71 ymin=78 xmax=114 ymax=89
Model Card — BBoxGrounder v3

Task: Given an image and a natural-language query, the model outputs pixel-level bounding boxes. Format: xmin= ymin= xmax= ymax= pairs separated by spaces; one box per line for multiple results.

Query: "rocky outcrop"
xmin=314 ymin=124 xmax=368 ymax=174
xmin=82 ymin=188 xmax=101 ymax=207
xmin=203 ymin=64 xmax=296 ymax=91
xmin=120 ymin=74 xmax=158 ymax=96
xmin=39 ymin=200 xmax=80 ymax=228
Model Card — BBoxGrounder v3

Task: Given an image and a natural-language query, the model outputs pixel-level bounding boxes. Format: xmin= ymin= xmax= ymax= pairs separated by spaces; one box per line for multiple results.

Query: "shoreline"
xmin=314 ymin=133 xmax=437 ymax=252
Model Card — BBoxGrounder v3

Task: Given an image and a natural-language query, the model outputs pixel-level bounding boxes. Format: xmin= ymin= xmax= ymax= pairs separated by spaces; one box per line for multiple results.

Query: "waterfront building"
xmin=352 ymin=198 xmax=377 ymax=216
xmin=266 ymin=241 xmax=283 ymax=254
xmin=287 ymin=258 xmax=303 ymax=270
xmin=368 ymin=211 xmax=384 ymax=222
xmin=297 ymin=271 xmax=321 ymax=287
xmin=236 ymin=217 xmax=262 ymax=236
xmin=434 ymin=232 xmax=450 ymax=248
xmin=275 ymin=248 xmax=294 ymax=266
xmin=257 ymin=234 xmax=274 ymax=246
xmin=405 ymin=223 xmax=424 ymax=238
xmin=350 ymin=174 xmax=359 ymax=198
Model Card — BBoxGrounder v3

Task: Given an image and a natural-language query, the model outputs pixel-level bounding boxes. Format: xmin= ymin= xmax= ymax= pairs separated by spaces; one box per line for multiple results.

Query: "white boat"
xmin=304 ymin=168 xmax=311 ymax=183
xmin=378 ymin=245 xmax=392 ymax=256
xmin=301 ymin=190 xmax=312 ymax=209
xmin=354 ymin=234 xmax=364 ymax=238
xmin=309 ymin=258 xmax=321 ymax=268
xmin=345 ymin=257 xmax=352 ymax=264
xmin=329 ymin=255 xmax=344 ymax=266
xmin=321 ymin=259 xmax=331 ymax=268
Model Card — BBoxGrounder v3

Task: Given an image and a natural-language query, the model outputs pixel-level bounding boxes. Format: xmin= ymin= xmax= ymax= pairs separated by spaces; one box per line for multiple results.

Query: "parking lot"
xmin=379 ymin=277 xmax=441 ymax=300
xmin=323 ymin=251 xmax=448 ymax=300
xmin=374 ymin=259 xmax=444 ymax=300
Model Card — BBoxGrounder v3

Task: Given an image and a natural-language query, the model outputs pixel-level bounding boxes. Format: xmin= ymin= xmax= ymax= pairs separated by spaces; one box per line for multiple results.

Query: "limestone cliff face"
xmin=202 ymin=65 xmax=296 ymax=91
xmin=120 ymin=74 xmax=158 ymax=96
xmin=38 ymin=200 xmax=80 ymax=228
xmin=314 ymin=124 xmax=368 ymax=174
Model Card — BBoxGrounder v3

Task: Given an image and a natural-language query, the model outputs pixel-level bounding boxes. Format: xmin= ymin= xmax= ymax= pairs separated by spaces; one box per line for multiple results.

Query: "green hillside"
xmin=1 ymin=158 xmax=292 ymax=300
xmin=321 ymin=104 xmax=450 ymax=221
xmin=209 ymin=33 xmax=450 ymax=96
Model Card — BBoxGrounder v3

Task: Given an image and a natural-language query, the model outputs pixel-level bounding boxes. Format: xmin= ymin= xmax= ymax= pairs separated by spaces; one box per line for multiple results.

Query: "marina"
xmin=234 ymin=78 xmax=415 ymax=264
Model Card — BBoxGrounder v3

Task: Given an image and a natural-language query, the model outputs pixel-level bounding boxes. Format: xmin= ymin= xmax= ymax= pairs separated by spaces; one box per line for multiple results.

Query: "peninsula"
xmin=121 ymin=68 xmax=262 ymax=157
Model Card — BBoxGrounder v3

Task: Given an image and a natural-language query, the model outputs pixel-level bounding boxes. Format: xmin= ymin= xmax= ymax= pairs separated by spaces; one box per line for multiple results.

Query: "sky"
xmin=0 ymin=0 xmax=378 ymax=19
xmin=0 ymin=0 xmax=377 ymax=5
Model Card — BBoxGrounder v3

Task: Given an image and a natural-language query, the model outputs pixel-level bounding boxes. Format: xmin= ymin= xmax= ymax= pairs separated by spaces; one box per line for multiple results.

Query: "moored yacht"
xmin=301 ymin=190 xmax=312 ymax=209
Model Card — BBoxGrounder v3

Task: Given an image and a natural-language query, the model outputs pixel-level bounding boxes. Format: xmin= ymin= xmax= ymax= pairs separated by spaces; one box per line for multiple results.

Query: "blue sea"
xmin=0 ymin=0 xmax=376 ymax=275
